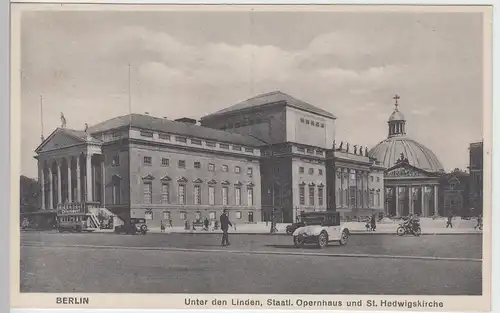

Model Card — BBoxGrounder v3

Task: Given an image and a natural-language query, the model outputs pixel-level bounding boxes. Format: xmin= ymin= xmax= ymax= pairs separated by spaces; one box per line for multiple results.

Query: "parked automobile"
xmin=286 ymin=222 xmax=305 ymax=235
xmin=114 ymin=218 xmax=148 ymax=235
xmin=292 ymin=212 xmax=350 ymax=248
xmin=57 ymin=213 xmax=97 ymax=233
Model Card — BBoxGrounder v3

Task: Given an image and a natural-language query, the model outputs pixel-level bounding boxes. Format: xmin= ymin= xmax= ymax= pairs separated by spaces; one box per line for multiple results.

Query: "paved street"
xmin=20 ymin=232 xmax=482 ymax=295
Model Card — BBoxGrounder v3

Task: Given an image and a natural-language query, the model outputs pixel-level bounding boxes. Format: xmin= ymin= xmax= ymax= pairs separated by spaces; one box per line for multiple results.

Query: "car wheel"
xmin=58 ymin=228 xmax=64 ymax=233
xmin=317 ymin=231 xmax=328 ymax=248
xmin=339 ymin=230 xmax=349 ymax=246
xmin=293 ymin=235 xmax=305 ymax=247
xmin=286 ymin=229 xmax=293 ymax=236
xmin=396 ymin=226 xmax=406 ymax=236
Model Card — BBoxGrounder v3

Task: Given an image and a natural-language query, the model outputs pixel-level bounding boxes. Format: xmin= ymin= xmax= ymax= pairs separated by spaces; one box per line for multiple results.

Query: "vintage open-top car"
xmin=114 ymin=218 xmax=148 ymax=235
xmin=292 ymin=211 xmax=349 ymax=248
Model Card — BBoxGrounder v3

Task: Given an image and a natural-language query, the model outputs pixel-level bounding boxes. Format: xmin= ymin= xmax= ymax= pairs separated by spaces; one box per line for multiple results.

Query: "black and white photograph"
xmin=12 ymin=4 xmax=492 ymax=311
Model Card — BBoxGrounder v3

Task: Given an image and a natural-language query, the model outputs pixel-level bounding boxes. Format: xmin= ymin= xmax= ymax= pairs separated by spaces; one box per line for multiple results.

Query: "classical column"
xmin=76 ymin=156 xmax=81 ymax=202
xmin=421 ymin=185 xmax=426 ymax=217
xmin=395 ymin=186 xmax=400 ymax=216
xmin=57 ymin=161 xmax=62 ymax=204
xmin=48 ymin=166 xmax=54 ymax=210
xmin=101 ymin=157 xmax=106 ymax=207
xmin=67 ymin=157 xmax=72 ymax=203
xmin=39 ymin=163 xmax=45 ymax=210
xmin=434 ymin=185 xmax=439 ymax=216
xmin=86 ymin=153 xmax=93 ymax=202
xmin=409 ymin=185 xmax=413 ymax=215
xmin=365 ymin=172 xmax=369 ymax=208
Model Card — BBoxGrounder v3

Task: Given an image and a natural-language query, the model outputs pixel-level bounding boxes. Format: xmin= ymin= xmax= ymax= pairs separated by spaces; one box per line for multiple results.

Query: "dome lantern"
xmin=387 ymin=94 xmax=406 ymax=137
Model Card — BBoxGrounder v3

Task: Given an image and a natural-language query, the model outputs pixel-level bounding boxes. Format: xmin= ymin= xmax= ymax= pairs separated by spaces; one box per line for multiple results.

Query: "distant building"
xmin=438 ymin=169 xmax=470 ymax=217
xmin=469 ymin=141 xmax=483 ymax=214
xmin=33 ymin=91 xmax=386 ymax=226
xmin=369 ymin=96 xmax=445 ymax=217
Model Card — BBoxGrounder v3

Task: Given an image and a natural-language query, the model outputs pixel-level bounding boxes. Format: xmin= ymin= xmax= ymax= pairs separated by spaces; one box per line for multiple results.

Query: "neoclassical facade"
xmin=369 ymin=96 xmax=445 ymax=217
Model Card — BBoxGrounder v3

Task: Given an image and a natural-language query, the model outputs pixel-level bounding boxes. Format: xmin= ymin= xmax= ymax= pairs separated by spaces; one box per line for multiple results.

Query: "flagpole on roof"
xmin=128 ymin=63 xmax=132 ymax=130
xmin=39 ymin=94 xmax=44 ymax=142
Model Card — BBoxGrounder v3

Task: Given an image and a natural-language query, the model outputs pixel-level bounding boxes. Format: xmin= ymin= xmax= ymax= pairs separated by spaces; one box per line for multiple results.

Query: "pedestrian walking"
xmin=160 ymin=220 xmax=165 ymax=233
xmin=474 ymin=214 xmax=483 ymax=230
xmin=203 ymin=217 xmax=209 ymax=231
xmin=220 ymin=209 xmax=232 ymax=246
xmin=370 ymin=214 xmax=377 ymax=231
xmin=169 ymin=219 xmax=173 ymax=228
xmin=446 ymin=213 xmax=453 ymax=228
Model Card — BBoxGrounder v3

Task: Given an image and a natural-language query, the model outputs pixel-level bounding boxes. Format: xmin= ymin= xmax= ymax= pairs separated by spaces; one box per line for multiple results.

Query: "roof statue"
xmin=353 ymin=145 xmax=357 ymax=154
xmin=346 ymin=143 xmax=349 ymax=152
xmin=338 ymin=141 xmax=343 ymax=151
xmin=60 ymin=112 xmax=67 ymax=128
xmin=359 ymin=146 xmax=363 ymax=156
xmin=332 ymin=140 xmax=336 ymax=150
xmin=365 ymin=146 xmax=368 ymax=157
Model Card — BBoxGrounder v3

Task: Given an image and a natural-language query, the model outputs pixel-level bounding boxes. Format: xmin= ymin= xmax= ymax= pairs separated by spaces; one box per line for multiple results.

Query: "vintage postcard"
xmin=10 ymin=3 xmax=492 ymax=311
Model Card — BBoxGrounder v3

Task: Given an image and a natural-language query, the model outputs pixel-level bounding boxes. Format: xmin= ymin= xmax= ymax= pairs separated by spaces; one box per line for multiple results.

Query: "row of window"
xmin=146 ymin=210 xmax=255 ymax=222
xmin=336 ymin=188 xmax=382 ymax=207
xmin=299 ymin=118 xmax=325 ymax=128
xmin=219 ymin=118 xmax=265 ymax=131
xmin=299 ymin=167 xmax=323 ymax=176
xmin=139 ymin=130 xmax=255 ymax=153
xmin=141 ymin=182 xmax=254 ymax=206
xmin=296 ymin=147 xmax=324 ymax=156
xmin=140 ymin=156 xmax=254 ymax=176
xmin=298 ymin=185 xmax=324 ymax=206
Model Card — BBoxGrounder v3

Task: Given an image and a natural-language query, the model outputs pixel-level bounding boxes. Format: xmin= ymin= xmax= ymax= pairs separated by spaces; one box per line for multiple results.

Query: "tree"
xmin=20 ymin=175 xmax=40 ymax=213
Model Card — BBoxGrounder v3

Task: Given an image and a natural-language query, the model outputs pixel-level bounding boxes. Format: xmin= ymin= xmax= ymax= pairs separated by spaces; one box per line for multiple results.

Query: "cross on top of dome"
xmin=393 ymin=94 xmax=400 ymax=111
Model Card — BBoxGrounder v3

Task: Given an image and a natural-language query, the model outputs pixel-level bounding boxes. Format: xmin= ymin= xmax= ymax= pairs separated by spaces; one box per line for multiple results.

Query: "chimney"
xmin=175 ymin=117 xmax=197 ymax=125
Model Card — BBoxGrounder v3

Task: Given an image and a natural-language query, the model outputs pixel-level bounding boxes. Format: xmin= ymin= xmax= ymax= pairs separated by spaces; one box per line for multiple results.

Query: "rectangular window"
xmin=178 ymin=184 xmax=186 ymax=205
xmin=195 ymin=211 xmax=201 ymax=221
xmin=247 ymin=188 xmax=254 ymax=206
xmin=191 ymin=139 xmax=202 ymax=145
xmin=247 ymin=168 xmax=253 ymax=176
xmin=309 ymin=186 xmax=315 ymax=206
xmin=208 ymin=163 xmax=215 ymax=172
xmin=208 ymin=186 xmax=215 ymax=205
xmin=233 ymin=145 xmax=242 ymax=151
xmin=300 ymin=118 xmax=305 ymax=123
xmin=194 ymin=185 xmax=201 ymax=205
xmin=112 ymin=131 xmax=121 ymax=139
xmin=222 ymin=187 xmax=229 ymax=205
xmin=143 ymin=156 xmax=152 ymax=165
xmin=318 ymin=187 xmax=324 ymax=206
xmin=315 ymin=122 xmax=320 ymax=127
xmin=140 ymin=130 xmax=153 ymax=137
xmin=112 ymin=183 xmax=121 ymax=204
xmin=377 ymin=191 xmax=381 ymax=206
xmin=306 ymin=120 xmax=310 ymax=125
xmin=112 ymin=155 xmax=120 ymax=166
xmin=299 ymin=167 xmax=305 ymax=174
xmin=143 ymin=182 xmax=152 ymax=204
xmin=308 ymin=168 xmax=314 ymax=175
xmin=209 ymin=211 xmax=216 ymax=220
xmin=307 ymin=148 xmax=314 ymax=154
xmin=321 ymin=123 xmax=325 ymax=128
xmin=370 ymin=191 xmax=374 ymax=207
xmin=176 ymin=136 xmax=187 ymax=143
xmin=318 ymin=169 xmax=323 ymax=176
xmin=299 ymin=185 xmax=305 ymax=205
xmin=161 ymin=158 xmax=169 ymax=167
xmin=206 ymin=141 xmax=216 ymax=147
xmin=377 ymin=177 xmax=380 ymax=182
xmin=297 ymin=147 xmax=305 ymax=153
xmin=236 ymin=211 xmax=242 ymax=219
xmin=222 ymin=165 xmax=228 ymax=172
xmin=145 ymin=211 xmax=153 ymax=220
xmin=180 ymin=211 xmax=187 ymax=220
xmin=194 ymin=162 xmax=201 ymax=169
xmin=219 ymin=143 xmax=229 ymax=149
xmin=159 ymin=133 xmax=170 ymax=140
xmin=163 ymin=211 xmax=170 ymax=220
xmin=248 ymin=212 xmax=254 ymax=222
xmin=245 ymin=148 xmax=254 ymax=153
xmin=235 ymin=166 xmax=241 ymax=173
xmin=316 ymin=150 xmax=323 ymax=156
xmin=235 ymin=187 xmax=241 ymax=205
xmin=371 ymin=176 xmax=374 ymax=182
xmin=178 ymin=160 xmax=186 ymax=168
xmin=161 ymin=183 xmax=170 ymax=204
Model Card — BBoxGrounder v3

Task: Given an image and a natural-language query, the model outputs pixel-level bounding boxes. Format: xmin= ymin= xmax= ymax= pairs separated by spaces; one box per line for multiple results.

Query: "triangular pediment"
xmin=160 ymin=174 xmax=172 ymax=182
xmin=35 ymin=128 xmax=87 ymax=153
xmin=142 ymin=174 xmax=155 ymax=181
xmin=234 ymin=180 xmax=243 ymax=186
xmin=207 ymin=179 xmax=217 ymax=185
xmin=385 ymin=163 xmax=435 ymax=178
xmin=177 ymin=176 xmax=188 ymax=183
xmin=193 ymin=178 xmax=204 ymax=184
xmin=221 ymin=180 xmax=231 ymax=185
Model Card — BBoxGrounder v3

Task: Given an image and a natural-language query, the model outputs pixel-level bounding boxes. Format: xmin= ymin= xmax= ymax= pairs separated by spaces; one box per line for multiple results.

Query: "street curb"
xmin=146 ymin=231 xmax=483 ymax=236
xmin=21 ymin=242 xmax=482 ymax=263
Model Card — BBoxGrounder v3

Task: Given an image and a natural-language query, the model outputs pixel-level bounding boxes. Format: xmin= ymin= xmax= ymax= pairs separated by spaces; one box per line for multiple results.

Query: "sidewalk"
xmin=108 ymin=218 xmax=482 ymax=236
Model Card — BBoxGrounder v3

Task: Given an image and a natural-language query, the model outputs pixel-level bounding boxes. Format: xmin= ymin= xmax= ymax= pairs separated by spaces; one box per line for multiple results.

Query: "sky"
xmin=20 ymin=9 xmax=484 ymax=178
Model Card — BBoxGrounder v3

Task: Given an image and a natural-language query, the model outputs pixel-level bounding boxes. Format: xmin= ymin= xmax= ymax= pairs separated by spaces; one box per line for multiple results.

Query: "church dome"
xmin=368 ymin=95 xmax=444 ymax=173
xmin=369 ymin=137 xmax=444 ymax=172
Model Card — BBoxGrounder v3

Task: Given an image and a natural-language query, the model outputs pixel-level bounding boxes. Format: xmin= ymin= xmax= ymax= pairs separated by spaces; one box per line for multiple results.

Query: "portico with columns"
xmin=384 ymin=158 xmax=441 ymax=217
xmin=35 ymin=128 xmax=105 ymax=213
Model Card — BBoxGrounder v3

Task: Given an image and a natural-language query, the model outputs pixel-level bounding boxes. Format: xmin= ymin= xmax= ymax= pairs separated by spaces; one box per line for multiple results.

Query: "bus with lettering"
xmin=56 ymin=202 xmax=100 ymax=233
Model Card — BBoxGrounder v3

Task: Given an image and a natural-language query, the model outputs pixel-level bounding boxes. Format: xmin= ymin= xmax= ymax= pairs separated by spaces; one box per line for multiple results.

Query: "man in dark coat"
xmin=220 ymin=209 xmax=232 ymax=246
